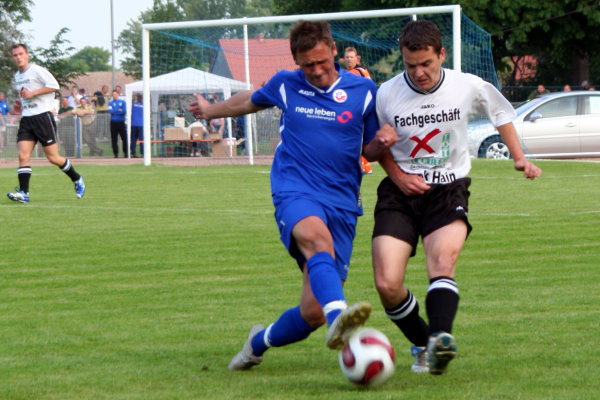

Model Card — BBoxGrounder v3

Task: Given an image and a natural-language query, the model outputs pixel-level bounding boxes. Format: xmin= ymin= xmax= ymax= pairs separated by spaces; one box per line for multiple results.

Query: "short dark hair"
xmin=399 ymin=20 xmax=443 ymax=55
xmin=11 ymin=43 xmax=28 ymax=53
xmin=289 ymin=20 xmax=334 ymax=59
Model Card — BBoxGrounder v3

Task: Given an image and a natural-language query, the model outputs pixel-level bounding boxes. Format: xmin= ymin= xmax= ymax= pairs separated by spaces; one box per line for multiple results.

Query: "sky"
xmin=20 ymin=0 xmax=156 ymax=66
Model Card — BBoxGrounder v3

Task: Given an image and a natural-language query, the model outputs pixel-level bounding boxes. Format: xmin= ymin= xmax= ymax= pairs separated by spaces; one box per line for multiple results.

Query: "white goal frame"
xmin=139 ymin=5 xmax=462 ymax=166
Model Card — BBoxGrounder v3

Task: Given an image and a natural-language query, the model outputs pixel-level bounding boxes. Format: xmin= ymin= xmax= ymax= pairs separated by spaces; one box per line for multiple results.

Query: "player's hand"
xmin=374 ymin=124 xmax=398 ymax=148
xmin=20 ymin=87 xmax=33 ymax=99
xmin=514 ymin=158 xmax=542 ymax=179
xmin=390 ymin=169 xmax=430 ymax=196
xmin=189 ymin=94 xmax=210 ymax=120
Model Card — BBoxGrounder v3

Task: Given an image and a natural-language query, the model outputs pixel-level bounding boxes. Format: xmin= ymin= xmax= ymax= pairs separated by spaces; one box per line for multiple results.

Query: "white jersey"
xmin=377 ymin=68 xmax=515 ymax=184
xmin=14 ymin=63 xmax=60 ymax=117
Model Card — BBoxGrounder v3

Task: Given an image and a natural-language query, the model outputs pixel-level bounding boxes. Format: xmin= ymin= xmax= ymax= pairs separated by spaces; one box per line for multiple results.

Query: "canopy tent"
xmin=124 ymin=67 xmax=251 ymax=156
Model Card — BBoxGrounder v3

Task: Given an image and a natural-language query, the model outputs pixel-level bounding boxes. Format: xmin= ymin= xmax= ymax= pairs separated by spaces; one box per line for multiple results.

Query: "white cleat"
xmin=228 ymin=324 xmax=265 ymax=371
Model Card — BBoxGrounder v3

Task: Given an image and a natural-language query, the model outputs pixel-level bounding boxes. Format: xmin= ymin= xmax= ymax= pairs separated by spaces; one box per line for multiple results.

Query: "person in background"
xmin=67 ymin=86 xmax=81 ymax=108
xmin=372 ymin=20 xmax=541 ymax=376
xmin=563 ymin=84 xmax=572 ymax=92
xmin=343 ymin=46 xmax=371 ymax=79
xmin=7 ymin=43 xmax=85 ymax=203
xmin=78 ymin=87 xmax=88 ymax=103
xmin=0 ymin=92 xmax=9 ymax=150
xmin=72 ymin=97 xmax=102 ymax=156
xmin=57 ymin=96 xmax=75 ymax=157
xmin=190 ymin=20 xmax=397 ymax=372
xmin=0 ymin=92 xmax=10 ymax=116
xmin=108 ymin=89 xmax=127 ymax=157
xmin=343 ymin=46 xmax=373 ymax=175
xmin=528 ymin=84 xmax=549 ymax=100
xmin=581 ymin=80 xmax=590 ymax=90
xmin=94 ymin=84 xmax=110 ymax=145
xmin=130 ymin=94 xmax=143 ymax=157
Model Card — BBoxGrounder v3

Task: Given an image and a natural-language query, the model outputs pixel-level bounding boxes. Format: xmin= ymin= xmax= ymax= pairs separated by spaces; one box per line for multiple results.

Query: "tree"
xmin=116 ymin=0 xmax=186 ymax=78
xmin=274 ymin=0 xmax=600 ymax=87
xmin=69 ymin=46 xmax=111 ymax=72
xmin=117 ymin=0 xmax=275 ymax=78
xmin=30 ymin=28 xmax=86 ymax=90
xmin=273 ymin=0 xmax=342 ymax=15
xmin=0 ymin=0 xmax=33 ymax=96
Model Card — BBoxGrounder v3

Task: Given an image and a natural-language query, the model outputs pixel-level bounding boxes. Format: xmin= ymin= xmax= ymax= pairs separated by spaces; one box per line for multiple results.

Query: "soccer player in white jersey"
xmin=372 ymin=20 xmax=541 ymax=375
xmin=189 ymin=20 xmax=397 ymax=371
xmin=7 ymin=44 xmax=85 ymax=203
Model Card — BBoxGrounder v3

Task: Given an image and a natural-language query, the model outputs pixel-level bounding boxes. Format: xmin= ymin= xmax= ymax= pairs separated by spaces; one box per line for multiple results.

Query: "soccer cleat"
xmin=228 ymin=324 xmax=265 ymax=371
xmin=410 ymin=346 xmax=429 ymax=373
xmin=7 ymin=188 xmax=29 ymax=203
xmin=325 ymin=301 xmax=371 ymax=350
xmin=74 ymin=176 xmax=85 ymax=199
xmin=427 ymin=332 xmax=457 ymax=375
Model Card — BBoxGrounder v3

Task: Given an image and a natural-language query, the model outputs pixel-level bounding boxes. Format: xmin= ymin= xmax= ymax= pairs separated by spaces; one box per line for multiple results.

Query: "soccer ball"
xmin=338 ymin=327 xmax=396 ymax=386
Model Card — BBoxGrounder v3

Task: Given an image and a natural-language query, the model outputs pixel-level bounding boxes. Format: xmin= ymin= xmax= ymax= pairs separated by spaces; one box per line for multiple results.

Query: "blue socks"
xmin=306 ymin=252 xmax=346 ymax=326
xmin=249 ymin=252 xmax=346 ymax=357
xmin=251 ymin=306 xmax=315 ymax=356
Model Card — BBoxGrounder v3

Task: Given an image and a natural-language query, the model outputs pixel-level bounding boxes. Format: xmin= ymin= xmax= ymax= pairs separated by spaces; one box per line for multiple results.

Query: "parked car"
xmin=468 ymin=91 xmax=600 ymax=159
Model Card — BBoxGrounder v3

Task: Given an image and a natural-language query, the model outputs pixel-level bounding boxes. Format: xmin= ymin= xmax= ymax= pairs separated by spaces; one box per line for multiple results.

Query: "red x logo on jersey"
xmin=409 ymin=128 xmax=441 ymax=158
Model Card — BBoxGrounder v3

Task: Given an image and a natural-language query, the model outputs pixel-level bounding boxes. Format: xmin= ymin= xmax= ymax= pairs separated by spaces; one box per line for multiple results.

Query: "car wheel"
xmin=478 ymin=135 xmax=510 ymax=159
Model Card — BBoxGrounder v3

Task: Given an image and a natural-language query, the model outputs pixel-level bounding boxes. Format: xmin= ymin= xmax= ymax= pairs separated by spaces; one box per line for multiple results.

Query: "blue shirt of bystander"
xmin=108 ymin=98 xmax=126 ymax=122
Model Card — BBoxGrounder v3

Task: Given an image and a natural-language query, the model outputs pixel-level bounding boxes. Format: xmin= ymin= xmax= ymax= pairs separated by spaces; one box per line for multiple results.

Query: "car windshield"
xmin=514 ymin=98 xmax=543 ymax=116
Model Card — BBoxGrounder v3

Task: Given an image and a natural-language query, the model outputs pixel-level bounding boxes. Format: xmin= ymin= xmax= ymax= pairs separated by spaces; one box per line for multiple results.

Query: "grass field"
xmin=1 ymin=159 xmax=598 ymax=400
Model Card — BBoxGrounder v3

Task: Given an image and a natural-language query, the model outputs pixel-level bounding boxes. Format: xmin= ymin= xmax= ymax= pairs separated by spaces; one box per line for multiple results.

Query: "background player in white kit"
xmin=7 ymin=44 xmax=85 ymax=203
xmin=372 ymin=20 xmax=541 ymax=375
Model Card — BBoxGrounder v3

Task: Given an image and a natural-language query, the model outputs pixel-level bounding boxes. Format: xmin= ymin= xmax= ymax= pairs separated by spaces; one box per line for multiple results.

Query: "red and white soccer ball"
xmin=338 ymin=327 xmax=396 ymax=386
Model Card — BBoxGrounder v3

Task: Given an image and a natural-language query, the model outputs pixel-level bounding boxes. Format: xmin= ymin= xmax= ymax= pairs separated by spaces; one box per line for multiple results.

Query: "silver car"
xmin=468 ymin=91 xmax=600 ymax=159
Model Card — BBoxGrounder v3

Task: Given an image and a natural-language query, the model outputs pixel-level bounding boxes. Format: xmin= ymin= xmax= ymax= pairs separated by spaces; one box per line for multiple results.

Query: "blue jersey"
xmin=108 ymin=98 xmax=126 ymax=122
xmin=251 ymin=64 xmax=379 ymax=214
xmin=131 ymin=101 xmax=143 ymax=127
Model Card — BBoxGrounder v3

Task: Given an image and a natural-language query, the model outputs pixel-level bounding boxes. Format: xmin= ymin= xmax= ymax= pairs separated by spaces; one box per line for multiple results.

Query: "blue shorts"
xmin=273 ymin=193 xmax=358 ymax=281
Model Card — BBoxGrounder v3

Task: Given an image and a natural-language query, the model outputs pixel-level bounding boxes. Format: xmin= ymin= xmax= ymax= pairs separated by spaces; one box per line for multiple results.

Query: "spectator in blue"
xmin=0 ymin=92 xmax=8 ymax=150
xmin=0 ymin=92 xmax=10 ymax=116
xmin=107 ymin=89 xmax=126 ymax=158
xmin=130 ymin=94 xmax=143 ymax=157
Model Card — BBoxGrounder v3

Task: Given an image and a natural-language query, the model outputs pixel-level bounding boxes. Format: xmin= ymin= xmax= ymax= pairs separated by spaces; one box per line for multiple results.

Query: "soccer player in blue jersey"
xmin=190 ymin=20 xmax=397 ymax=371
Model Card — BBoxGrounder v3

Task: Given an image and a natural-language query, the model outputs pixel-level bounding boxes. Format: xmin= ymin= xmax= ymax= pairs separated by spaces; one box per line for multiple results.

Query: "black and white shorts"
xmin=372 ymin=176 xmax=473 ymax=256
xmin=17 ymin=111 xmax=58 ymax=147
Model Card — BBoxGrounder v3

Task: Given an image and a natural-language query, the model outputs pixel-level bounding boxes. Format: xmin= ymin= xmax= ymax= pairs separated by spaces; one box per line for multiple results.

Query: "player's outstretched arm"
xmin=189 ymin=90 xmax=263 ymax=120
xmin=496 ymin=122 xmax=542 ymax=180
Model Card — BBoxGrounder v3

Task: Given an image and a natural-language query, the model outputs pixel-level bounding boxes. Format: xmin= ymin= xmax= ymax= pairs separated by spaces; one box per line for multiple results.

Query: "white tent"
xmin=124 ymin=67 xmax=251 ymax=157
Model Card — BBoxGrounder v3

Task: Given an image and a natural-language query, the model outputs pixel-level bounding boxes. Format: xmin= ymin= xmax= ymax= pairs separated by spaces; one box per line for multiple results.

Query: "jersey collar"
xmin=404 ymin=68 xmax=445 ymax=95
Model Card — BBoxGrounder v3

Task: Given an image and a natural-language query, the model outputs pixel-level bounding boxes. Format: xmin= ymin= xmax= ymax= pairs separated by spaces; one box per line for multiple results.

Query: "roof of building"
xmin=217 ymin=37 xmax=297 ymax=88
xmin=60 ymin=71 xmax=136 ymax=97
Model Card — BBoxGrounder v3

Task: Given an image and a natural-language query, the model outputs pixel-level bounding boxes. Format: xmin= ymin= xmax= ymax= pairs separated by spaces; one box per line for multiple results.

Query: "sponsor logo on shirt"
xmin=294 ymin=106 xmax=336 ymax=121
xmin=394 ymin=108 xmax=461 ymax=128
xmin=336 ymin=111 xmax=353 ymax=124
xmin=299 ymin=89 xmax=315 ymax=96
xmin=333 ymin=89 xmax=347 ymax=103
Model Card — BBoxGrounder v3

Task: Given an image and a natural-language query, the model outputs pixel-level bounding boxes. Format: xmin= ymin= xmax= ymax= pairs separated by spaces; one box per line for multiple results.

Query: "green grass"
xmin=0 ymin=159 xmax=598 ymax=399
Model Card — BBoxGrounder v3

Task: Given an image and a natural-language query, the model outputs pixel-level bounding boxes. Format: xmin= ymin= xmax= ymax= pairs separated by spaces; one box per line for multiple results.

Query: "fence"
xmin=0 ymin=108 xmax=281 ymax=161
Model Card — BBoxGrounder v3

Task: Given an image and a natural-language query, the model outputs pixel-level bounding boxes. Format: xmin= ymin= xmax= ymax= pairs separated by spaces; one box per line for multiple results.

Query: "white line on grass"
xmin=5 ymin=204 xmax=273 ymax=215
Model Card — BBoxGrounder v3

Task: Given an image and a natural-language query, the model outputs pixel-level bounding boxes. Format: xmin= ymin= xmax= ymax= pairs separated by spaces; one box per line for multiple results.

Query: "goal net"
xmin=135 ymin=5 xmax=497 ymax=165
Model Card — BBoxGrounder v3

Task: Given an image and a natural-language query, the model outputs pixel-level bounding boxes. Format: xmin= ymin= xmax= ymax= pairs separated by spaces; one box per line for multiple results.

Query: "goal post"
xmin=137 ymin=5 xmax=496 ymax=166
